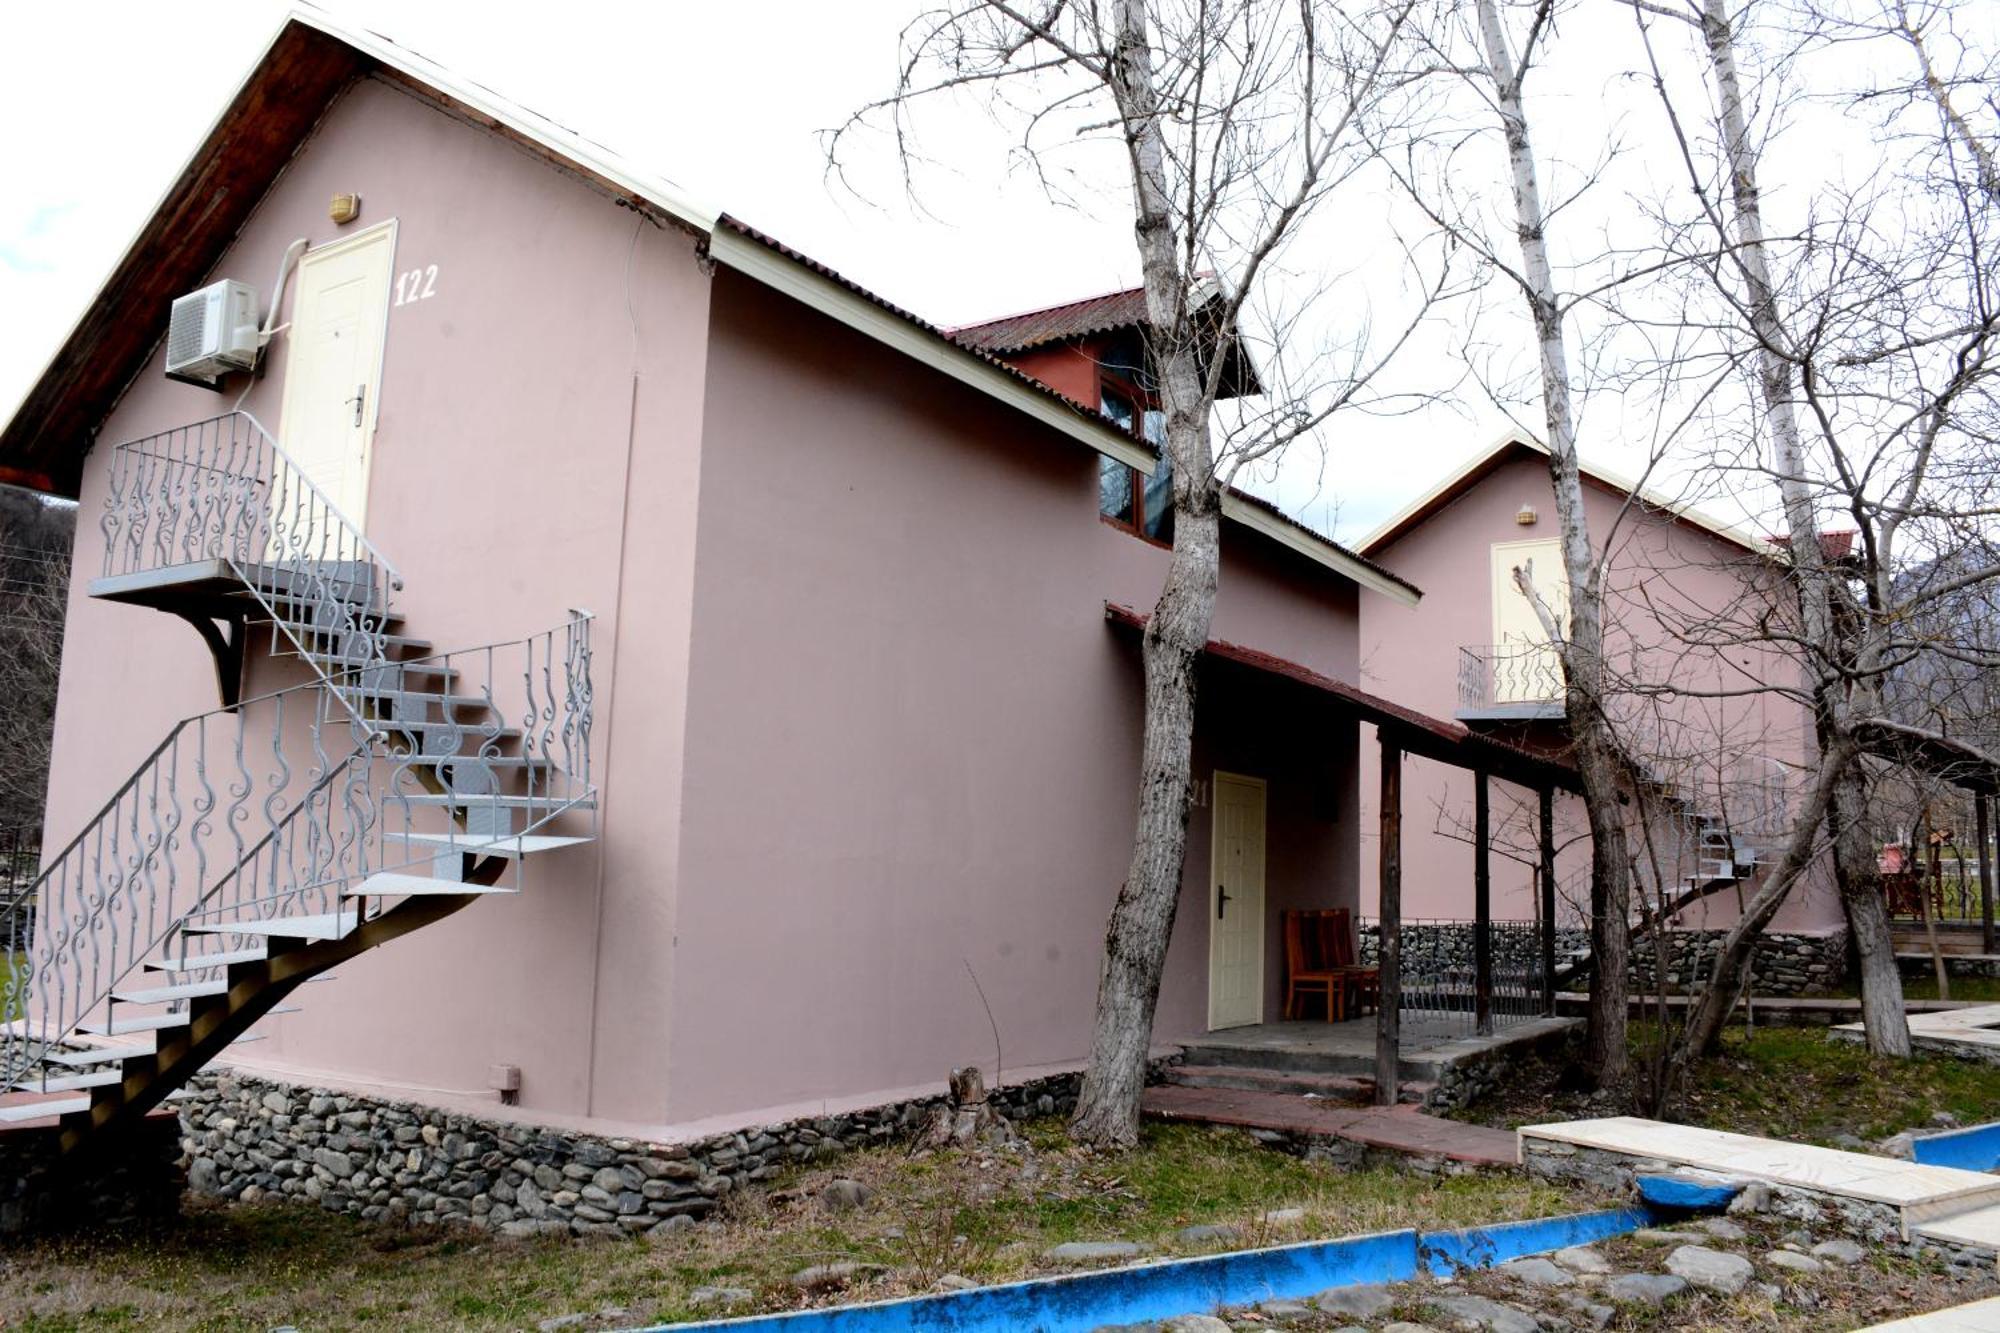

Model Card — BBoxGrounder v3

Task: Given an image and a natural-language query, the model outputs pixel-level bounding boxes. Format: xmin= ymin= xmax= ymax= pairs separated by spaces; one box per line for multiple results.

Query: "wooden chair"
xmin=1282 ymin=910 xmax=1344 ymax=1021
xmin=1321 ymin=908 xmax=1381 ymax=1019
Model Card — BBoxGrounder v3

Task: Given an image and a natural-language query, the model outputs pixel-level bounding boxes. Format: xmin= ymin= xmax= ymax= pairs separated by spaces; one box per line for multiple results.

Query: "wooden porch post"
xmin=1539 ymin=786 xmax=1558 ymax=1017
xmin=1375 ymin=738 xmax=1403 ymax=1106
xmin=1474 ymin=769 xmax=1493 ymax=1037
xmin=1980 ymin=793 xmax=1994 ymax=957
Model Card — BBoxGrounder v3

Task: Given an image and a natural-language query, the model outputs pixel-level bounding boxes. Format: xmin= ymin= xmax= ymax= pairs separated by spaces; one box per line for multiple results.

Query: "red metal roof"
xmin=949 ymin=285 xmax=1156 ymax=354
xmin=1103 ymin=602 xmax=1582 ymax=791
xmin=1765 ymin=530 xmax=1860 ymax=563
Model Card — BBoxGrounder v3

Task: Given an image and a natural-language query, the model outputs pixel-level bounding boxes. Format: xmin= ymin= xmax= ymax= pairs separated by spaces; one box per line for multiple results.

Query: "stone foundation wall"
xmin=1357 ymin=922 xmax=1847 ymax=997
xmin=1628 ymin=929 xmax=1847 ymax=996
xmin=176 ymin=1067 xmax=1088 ymax=1236
xmin=1 ymin=1112 xmax=182 ymax=1238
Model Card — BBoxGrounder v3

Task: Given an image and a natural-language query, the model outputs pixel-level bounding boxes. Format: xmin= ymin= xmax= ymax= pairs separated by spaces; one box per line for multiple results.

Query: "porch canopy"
xmin=1104 ymin=603 xmax=1586 ymax=1104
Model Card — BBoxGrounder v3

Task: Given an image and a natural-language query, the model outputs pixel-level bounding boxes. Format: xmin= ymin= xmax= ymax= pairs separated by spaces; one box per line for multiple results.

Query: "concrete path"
xmin=1521 ymin=1116 xmax=2000 ymax=1251
xmin=1861 ymin=1295 xmax=2000 ymax=1330
xmin=1142 ymin=1083 xmax=1520 ymax=1167
xmin=1837 ymin=1003 xmax=2000 ymax=1058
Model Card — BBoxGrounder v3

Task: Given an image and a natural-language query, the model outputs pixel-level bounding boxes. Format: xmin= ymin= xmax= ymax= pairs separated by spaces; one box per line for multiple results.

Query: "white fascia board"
xmin=707 ymin=227 xmax=1158 ymax=476
xmin=1220 ymin=493 xmax=1420 ymax=607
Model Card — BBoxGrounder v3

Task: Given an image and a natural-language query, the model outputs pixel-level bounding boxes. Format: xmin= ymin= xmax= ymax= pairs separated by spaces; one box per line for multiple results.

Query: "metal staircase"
xmin=0 ymin=410 xmax=595 ymax=1158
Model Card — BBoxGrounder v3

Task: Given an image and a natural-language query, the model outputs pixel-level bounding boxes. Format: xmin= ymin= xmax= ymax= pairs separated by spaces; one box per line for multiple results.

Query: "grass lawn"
xmin=0 ymin=1121 xmax=1593 ymax=1332
xmin=1466 ymin=1023 xmax=2000 ymax=1144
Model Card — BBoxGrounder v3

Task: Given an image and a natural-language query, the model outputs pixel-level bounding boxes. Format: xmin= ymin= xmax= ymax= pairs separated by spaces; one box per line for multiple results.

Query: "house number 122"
xmin=394 ymin=265 xmax=438 ymax=305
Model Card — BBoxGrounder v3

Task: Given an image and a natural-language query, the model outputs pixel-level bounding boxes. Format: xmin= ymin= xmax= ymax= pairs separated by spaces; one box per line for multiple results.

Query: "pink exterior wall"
xmin=41 ymin=75 xmax=1382 ymax=1141
xmin=1355 ymin=451 xmax=1840 ymax=934
xmin=45 ymin=77 xmax=712 ymax=1128
xmin=663 ymin=270 xmax=1363 ymax=1128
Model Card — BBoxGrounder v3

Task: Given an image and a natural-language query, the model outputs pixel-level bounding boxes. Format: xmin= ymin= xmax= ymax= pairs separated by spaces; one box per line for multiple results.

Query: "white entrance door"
xmin=1490 ymin=538 xmax=1570 ymax=703
xmin=1208 ymin=772 xmax=1268 ymax=1030
xmin=277 ymin=221 xmax=396 ymax=533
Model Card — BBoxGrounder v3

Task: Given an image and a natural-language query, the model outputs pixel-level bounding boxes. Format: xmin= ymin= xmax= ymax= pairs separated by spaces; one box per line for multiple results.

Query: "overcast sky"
xmin=0 ymin=0 xmax=1947 ymax=542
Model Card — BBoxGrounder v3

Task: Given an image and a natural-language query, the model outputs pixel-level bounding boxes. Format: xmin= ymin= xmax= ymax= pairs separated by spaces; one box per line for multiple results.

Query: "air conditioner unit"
xmin=165 ymin=279 xmax=261 ymax=381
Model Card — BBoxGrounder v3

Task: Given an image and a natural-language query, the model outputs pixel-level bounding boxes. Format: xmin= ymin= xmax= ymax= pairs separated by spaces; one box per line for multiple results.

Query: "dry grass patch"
xmin=0 ymin=1121 xmax=1595 ymax=1331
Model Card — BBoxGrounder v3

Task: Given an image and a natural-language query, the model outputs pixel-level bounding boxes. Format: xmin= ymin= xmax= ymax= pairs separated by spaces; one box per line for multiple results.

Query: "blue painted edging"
xmin=1636 ymin=1174 xmax=1745 ymax=1211
xmin=1911 ymin=1121 xmax=2000 ymax=1173
xmin=1419 ymin=1206 xmax=1658 ymax=1277
xmin=644 ymin=1228 xmax=1418 ymax=1333
xmin=640 ymin=1206 xmax=1660 ymax=1332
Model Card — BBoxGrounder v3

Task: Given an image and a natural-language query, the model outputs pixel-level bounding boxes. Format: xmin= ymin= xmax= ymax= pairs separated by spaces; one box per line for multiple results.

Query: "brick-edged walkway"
xmin=1140 ymin=1083 xmax=1519 ymax=1168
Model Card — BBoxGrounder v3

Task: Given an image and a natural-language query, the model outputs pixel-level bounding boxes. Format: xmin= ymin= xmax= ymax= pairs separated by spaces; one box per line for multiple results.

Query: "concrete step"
xmin=11 ymin=1067 xmax=124 ymax=1094
xmin=44 ymin=1042 xmax=151 ymax=1067
xmin=77 ymin=1011 xmax=192 ymax=1037
xmin=144 ymin=946 xmax=267 ymax=973
xmin=1915 ymin=1201 xmax=2000 ymax=1259
xmin=343 ymin=872 xmax=519 ymax=897
xmin=384 ymin=832 xmax=591 ymax=859
xmin=185 ymin=911 xmax=356 ymax=941
xmin=0 ymin=1095 xmax=89 ymax=1124
xmin=112 ymin=979 xmax=229 ymax=1006
xmin=1162 ymin=1061 xmax=1377 ymax=1101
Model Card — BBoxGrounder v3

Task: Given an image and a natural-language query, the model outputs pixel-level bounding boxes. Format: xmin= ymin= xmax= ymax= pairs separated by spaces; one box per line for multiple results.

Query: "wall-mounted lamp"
xmin=329 ymin=193 xmax=362 ymax=225
xmin=1515 ymin=505 xmax=1539 ymax=526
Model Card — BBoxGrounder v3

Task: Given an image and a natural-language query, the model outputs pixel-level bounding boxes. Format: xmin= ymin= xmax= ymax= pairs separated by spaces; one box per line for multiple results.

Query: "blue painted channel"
xmin=638 ymin=1207 xmax=1663 ymax=1333
xmin=1911 ymin=1121 xmax=2000 ymax=1173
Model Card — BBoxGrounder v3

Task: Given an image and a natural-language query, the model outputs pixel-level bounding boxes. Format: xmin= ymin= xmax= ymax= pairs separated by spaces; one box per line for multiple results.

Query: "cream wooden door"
xmin=1208 ymin=772 xmax=1268 ymax=1030
xmin=1491 ymin=538 xmax=1569 ymax=704
xmin=277 ymin=222 xmax=396 ymax=532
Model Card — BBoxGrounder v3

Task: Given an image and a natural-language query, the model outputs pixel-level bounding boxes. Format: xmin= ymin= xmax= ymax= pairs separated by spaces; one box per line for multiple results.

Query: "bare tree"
xmin=836 ymin=0 xmax=1452 ymax=1146
xmin=1618 ymin=0 xmax=2000 ymax=1064
xmin=0 ymin=487 xmax=72 ymax=833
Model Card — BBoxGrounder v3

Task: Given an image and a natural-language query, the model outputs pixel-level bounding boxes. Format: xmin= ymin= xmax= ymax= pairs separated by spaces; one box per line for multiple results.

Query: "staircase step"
xmin=0 ymin=1095 xmax=90 ymax=1124
xmin=1162 ymin=1062 xmax=1378 ymax=1101
xmin=78 ymin=1011 xmax=191 ymax=1037
xmin=144 ymin=946 xmax=267 ymax=973
xmin=112 ymin=979 xmax=229 ymax=1005
xmin=44 ymin=1042 xmax=151 ymax=1067
xmin=344 ymin=872 xmax=520 ymax=897
xmin=185 ymin=911 xmax=356 ymax=941
xmin=12 ymin=1067 xmax=124 ymax=1093
xmin=339 ymin=688 xmax=491 ymax=713
xmin=385 ymin=833 xmax=591 ymax=859
xmin=397 ymin=793 xmax=596 ymax=811
xmin=309 ymin=655 xmax=458 ymax=680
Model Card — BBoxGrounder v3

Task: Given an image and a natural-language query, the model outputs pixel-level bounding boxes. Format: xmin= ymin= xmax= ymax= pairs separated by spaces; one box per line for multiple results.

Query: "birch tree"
xmin=836 ymin=0 xmax=1451 ymax=1146
xmin=1623 ymin=0 xmax=2000 ymax=1061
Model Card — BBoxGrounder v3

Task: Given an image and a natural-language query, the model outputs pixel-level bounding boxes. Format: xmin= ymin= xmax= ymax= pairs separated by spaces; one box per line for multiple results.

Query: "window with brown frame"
xmin=1097 ymin=378 xmax=1173 ymax=544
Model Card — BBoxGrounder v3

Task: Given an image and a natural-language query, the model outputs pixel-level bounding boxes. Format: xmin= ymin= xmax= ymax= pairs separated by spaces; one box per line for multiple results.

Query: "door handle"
xmin=1218 ymin=886 xmax=1231 ymax=919
xmin=350 ymin=384 xmax=367 ymax=427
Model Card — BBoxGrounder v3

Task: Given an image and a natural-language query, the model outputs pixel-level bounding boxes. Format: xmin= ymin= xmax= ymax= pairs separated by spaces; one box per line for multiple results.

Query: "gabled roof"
xmin=0 ymin=8 xmax=1404 ymax=603
xmin=1357 ymin=432 xmax=1762 ymax=559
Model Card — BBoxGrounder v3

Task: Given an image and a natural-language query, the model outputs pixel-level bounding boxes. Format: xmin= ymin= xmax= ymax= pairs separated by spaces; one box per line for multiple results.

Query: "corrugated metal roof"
xmin=949 ymin=286 xmax=1154 ymax=354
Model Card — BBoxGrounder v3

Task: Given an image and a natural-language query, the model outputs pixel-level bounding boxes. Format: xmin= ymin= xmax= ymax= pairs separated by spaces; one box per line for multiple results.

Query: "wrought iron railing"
xmin=1457 ymin=643 xmax=1564 ymax=712
xmin=1 ymin=614 xmax=595 ymax=1090
xmin=98 ymin=410 xmax=404 ymax=687
xmin=1359 ymin=917 xmax=1556 ymax=1038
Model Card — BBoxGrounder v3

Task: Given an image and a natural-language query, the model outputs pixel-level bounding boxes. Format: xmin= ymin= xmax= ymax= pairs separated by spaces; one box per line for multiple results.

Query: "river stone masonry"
xmin=177 ymin=1067 xmax=1087 ymax=1234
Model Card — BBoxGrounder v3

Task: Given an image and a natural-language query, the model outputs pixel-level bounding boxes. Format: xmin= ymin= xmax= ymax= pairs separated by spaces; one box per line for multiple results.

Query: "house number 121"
xmin=394 ymin=265 xmax=438 ymax=305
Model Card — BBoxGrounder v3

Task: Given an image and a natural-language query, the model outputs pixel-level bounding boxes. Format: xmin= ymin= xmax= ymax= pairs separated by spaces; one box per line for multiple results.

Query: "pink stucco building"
xmin=0 ymin=14 xmax=1463 ymax=1153
xmin=0 ymin=14 xmax=1840 ymax=1218
xmin=1354 ymin=435 xmax=1842 ymax=943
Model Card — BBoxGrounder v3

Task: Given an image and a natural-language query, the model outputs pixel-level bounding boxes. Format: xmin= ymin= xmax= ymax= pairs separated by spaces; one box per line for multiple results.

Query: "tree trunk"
xmin=1680 ymin=745 xmax=1849 ymax=1057
xmin=1070 ymin=0 xmax=1223 ymax=1149
xmin=1830 ymin=764 xmax=1914 ymax=1050
xmin=1476 ymin=0 xmax=1633 ymax=1090
xmin=1698 ymin=0 xmax=1911 ymax=1056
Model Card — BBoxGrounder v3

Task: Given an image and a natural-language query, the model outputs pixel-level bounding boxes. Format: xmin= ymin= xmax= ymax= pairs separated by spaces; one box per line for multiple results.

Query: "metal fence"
xmin=1358 ymin=917 xmax=1551 ymax=1039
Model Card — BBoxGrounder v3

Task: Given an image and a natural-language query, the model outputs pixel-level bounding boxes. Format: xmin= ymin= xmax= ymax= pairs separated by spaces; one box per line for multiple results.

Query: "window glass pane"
xmin=1142 ymin=453 xmax=1174 ymax=542
xmin=1099 ymin=456 xmax=1134 ymax=522
xmin=1100 ymin=388 xmax=1136 ymax=434
xmin=1142 ymin=409 xmax=1165 ymax=446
